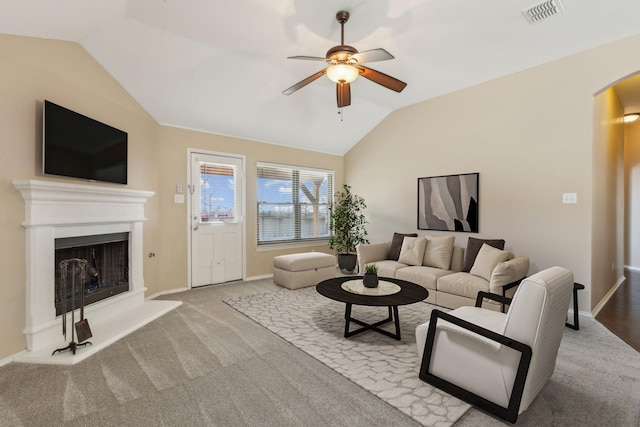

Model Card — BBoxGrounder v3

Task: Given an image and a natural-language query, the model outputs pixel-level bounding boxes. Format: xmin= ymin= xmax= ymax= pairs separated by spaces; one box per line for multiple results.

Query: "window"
xmin=198 ymin=162 xmax=238 ymax=222
xmin=257 ymin=162 xmax=333 ymax=245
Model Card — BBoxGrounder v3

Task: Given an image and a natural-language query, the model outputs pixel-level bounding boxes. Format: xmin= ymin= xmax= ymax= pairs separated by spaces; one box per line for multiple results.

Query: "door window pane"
xmin=199 ymin=163 xmax=236 ymax=222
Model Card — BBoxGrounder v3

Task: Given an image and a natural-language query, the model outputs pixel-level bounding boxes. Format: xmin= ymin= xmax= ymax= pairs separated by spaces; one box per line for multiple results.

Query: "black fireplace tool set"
xmin=52 ymin=258 xmax=93 ymax=356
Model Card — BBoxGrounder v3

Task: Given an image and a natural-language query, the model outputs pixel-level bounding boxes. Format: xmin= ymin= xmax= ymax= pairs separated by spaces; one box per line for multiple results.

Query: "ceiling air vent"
xmin=523 ymin=0 xmax=564 ymax=24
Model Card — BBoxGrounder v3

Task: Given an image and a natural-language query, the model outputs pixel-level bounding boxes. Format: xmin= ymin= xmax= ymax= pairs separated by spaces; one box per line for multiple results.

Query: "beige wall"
xmin=0 ymin=35 xmax=160 ymax=360
xmin=346 ymin=33 xmax=640 ymax=314
xmin=156 ymin=125 xmax=342 ymax=292
xmin=0 ymin=34 xmax=342 ymax=360
xmin=624 ymin=119 xmax=640 ymax=270
xmin=592 ymin=88 xmax=624 ymax=311
xmin=4 ymin=29 xmax=640 ymax=360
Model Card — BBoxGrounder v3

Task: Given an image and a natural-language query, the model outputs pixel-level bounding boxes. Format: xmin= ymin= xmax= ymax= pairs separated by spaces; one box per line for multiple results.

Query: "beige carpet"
xmin=225 ymin=286 xmax=470 ymax=426
xmin=1 ymin=279 xmax=638 ymax=426
xmin=225 ymin=285 xmax=640 ymax=426
xmin=0 ymin=280 xmax=421 ymax=426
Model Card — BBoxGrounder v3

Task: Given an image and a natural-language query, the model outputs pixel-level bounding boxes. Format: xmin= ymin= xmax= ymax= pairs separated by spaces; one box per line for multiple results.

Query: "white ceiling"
xmin=2 ymin=0 xmax=640 ymax=154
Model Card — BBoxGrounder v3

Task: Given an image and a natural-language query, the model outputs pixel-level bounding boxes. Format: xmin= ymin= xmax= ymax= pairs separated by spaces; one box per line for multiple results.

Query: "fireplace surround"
xmin=13 ymin=179 xmax=181 ymax=364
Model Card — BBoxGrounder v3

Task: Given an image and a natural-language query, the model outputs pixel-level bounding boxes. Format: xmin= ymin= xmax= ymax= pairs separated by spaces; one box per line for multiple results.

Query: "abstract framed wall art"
xmin=417 ymin=173 xmax=479 ymax=232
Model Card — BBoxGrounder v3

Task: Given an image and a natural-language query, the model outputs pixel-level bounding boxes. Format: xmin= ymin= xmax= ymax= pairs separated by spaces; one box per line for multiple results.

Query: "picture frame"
xmin=417 ymin=172 xmax=479 ymax=232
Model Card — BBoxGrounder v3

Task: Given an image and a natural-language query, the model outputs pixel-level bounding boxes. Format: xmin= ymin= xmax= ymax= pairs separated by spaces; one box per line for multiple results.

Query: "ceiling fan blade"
xmin=282 ymin=69 xmax=327 ymax=95
xmin=337 ymin=82 xmax=351 ymax=108
xmin=287 ymin=55 xmax=328 ymax=62
xmin=357 ymin=66 xmax=407 ymax=93
xmin=351 ymin=48 xmax=394 ymax=64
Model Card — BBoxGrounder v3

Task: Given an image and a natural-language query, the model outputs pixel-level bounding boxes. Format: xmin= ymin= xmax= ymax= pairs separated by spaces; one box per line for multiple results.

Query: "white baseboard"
xmin=146 ymin=287 xmax=189 ymax=300
xmin=246 ymin=273 xmax=273 ymax=281
xmin=146 ymin=276 xmax=274 ymax=301
xmin=592 ymin=275 xmax=626 ymax=318
xmin=0 ymin=351 xmax=23 ymax=367
xmin=624 ymin=265 xmax=640 ymax=272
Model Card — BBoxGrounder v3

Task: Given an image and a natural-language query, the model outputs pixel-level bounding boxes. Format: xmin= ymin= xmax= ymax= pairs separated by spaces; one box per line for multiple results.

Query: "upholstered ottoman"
xmin=273 ymin=252 xmax=337 ymax=289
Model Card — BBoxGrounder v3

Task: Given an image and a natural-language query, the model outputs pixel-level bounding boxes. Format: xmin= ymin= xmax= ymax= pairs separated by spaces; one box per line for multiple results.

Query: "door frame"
xmin=186 ymin=148 xmax=246 ymax=289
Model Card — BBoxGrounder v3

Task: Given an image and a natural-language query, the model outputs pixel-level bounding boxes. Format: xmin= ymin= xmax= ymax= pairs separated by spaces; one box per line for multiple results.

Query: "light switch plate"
xmin=562 ymin=192 xmax=577 ymax=204
xmin=174 ymin=194 xmax=185 ymax=204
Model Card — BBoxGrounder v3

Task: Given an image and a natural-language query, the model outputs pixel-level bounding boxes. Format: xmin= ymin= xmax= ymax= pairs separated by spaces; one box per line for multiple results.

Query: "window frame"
xmin=256 ymin=162 xmax=334 ymax=246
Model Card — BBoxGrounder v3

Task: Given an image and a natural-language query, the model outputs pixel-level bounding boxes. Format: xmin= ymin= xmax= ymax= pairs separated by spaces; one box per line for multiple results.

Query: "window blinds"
xmin=257 ymin=162 xmax=333 ymax=244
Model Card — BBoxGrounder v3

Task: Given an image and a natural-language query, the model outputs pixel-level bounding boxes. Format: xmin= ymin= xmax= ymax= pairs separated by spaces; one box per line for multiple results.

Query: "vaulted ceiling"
xmin=2 ymin=0 xmax=640 ymax=154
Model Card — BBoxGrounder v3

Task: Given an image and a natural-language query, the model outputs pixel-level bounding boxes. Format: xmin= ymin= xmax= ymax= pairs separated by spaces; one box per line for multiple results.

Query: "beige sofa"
xmin=356 ymin=235 xmax=529 ymax=311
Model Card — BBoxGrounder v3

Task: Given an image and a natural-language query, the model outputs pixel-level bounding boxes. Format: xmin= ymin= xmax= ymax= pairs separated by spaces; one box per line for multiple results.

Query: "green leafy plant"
xmin=328 ymin=184 xmax=369 ymax=255
xmin=364 ymin=264 xmax=378 ymax=275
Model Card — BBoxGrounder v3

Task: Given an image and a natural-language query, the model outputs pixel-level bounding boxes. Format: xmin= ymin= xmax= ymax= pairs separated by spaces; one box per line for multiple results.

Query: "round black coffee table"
xmin=316 ymin=276 xmax=428 ymax=340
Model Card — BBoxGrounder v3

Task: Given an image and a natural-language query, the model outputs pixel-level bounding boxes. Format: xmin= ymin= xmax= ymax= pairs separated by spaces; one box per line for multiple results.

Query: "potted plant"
xmin=329 ymin=184 xmax=369 ymax=273
xmin=363 ymin=264 xmax=379 ymax=288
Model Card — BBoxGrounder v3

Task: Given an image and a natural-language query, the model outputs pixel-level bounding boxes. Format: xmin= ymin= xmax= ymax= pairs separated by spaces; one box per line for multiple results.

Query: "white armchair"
xmin=416 ymin=267 xmax=573 ymax=423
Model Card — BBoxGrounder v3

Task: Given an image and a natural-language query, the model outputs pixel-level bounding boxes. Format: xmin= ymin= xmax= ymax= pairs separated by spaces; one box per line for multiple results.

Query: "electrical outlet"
xmin=174 ymin=194 xmax=184 ymax=204
xmin=562 ymin=192 xmax=577 ymax=204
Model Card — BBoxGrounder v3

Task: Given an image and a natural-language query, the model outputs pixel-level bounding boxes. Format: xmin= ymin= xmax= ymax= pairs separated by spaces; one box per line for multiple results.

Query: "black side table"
xmin=566 ymin=282 xmax=585 ymax=330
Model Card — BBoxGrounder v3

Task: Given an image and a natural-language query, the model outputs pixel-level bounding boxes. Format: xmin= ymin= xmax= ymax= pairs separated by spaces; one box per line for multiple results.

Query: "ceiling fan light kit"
xmin=327 ymin=64 xmax=359 ymax=84
xmin=283 ymin=10 xmax=406 ymax=109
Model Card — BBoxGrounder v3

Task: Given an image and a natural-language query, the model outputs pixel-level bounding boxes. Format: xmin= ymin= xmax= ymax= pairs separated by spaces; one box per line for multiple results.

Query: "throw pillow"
xmin=398 ymin=237 xmax=427 ymax=266
xmin=388 ymin=232 xmax=418 ymax=261
xmin=423 ymin=235 xmax=455 ymax=270
xmin=470 ymin=244 xmax=514 ymax=281
xmin=489 ymin=256 xmax=530 ymax=293
xmin=462 ymin=237 xmax=506 ymax=272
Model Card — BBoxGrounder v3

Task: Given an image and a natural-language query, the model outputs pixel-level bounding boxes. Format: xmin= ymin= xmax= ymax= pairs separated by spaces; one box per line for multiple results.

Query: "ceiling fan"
xmin=282 ymin=10 xmax=407 ymax=108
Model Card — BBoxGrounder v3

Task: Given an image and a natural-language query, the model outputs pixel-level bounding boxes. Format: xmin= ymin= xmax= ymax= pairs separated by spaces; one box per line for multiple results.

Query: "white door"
xmin=190 ymin=152 xmax=244 ymax=287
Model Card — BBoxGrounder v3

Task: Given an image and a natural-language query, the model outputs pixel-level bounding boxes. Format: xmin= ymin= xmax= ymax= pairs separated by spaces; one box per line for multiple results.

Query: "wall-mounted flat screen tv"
xmin=43 ymin=100 xmax=128 ymax=184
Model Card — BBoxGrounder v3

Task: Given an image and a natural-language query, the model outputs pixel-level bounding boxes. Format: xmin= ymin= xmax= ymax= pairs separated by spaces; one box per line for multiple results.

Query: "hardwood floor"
xmin=596 ymin=269 xmax=640 ymax=353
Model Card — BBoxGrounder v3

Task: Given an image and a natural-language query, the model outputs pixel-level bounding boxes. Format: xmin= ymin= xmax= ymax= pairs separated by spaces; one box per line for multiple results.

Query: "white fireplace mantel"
xmin=12 ymin=179 xmax=181 ymax=365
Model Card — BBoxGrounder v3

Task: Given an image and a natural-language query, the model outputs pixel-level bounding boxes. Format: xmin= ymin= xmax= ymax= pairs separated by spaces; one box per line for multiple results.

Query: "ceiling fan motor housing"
xmin=326 ymin=45 xmax=358 ymax=63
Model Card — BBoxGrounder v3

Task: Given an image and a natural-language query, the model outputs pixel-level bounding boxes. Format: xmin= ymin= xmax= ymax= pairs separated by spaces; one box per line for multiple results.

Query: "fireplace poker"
xmin=60 ymin=262 xmax=67 ymax=339
xmin=52 ymin=259 xmax=92 ymax=356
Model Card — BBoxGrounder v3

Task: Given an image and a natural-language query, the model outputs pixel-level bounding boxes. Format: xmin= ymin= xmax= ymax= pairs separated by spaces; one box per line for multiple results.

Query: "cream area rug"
xmin=225 ymin=286 xmax=640 ymax=427
xmin=225 ymin=287 xmax=470 ymax=427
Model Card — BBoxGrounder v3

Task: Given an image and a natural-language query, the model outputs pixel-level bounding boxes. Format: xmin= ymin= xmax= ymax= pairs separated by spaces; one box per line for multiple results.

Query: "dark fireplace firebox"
xmin=55 ymin=232 xmax=129 ymax=316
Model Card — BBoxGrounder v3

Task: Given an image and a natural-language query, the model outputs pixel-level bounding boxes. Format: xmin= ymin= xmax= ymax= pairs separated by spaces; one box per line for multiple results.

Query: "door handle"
xmin=193 ymin=224 xmax=199 ymax=231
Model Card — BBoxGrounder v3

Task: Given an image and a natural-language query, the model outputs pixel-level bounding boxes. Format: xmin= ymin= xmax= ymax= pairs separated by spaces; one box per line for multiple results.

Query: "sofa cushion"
xmin=462 ymin=237 xmax=506 ymax=272
xmin=388 ymin=232 xmax=418 ymax=261
xmin=437 ymin=272 xmax=491 ymax=300
xmin=450 ymin=245 xmax=466 ymax=272
xmin=470 ymin=244 xmax=514 ymax=281
xmin=396 ymin=265 xmax=455 ymax=291
xmin=398 ymin=237 xmax=427 ymax=266
xmin=367 ymin=260 xmax=408 ymax=278
xmin=423 ymin=235 xmax=455 ymax=270
xmin=489 ymin=256 xmax=529 ymax=293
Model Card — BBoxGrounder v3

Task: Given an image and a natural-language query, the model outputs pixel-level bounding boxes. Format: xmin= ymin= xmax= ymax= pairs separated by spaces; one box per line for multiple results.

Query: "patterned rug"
xmin=224 ymin=286 xmax=470 ymax=427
